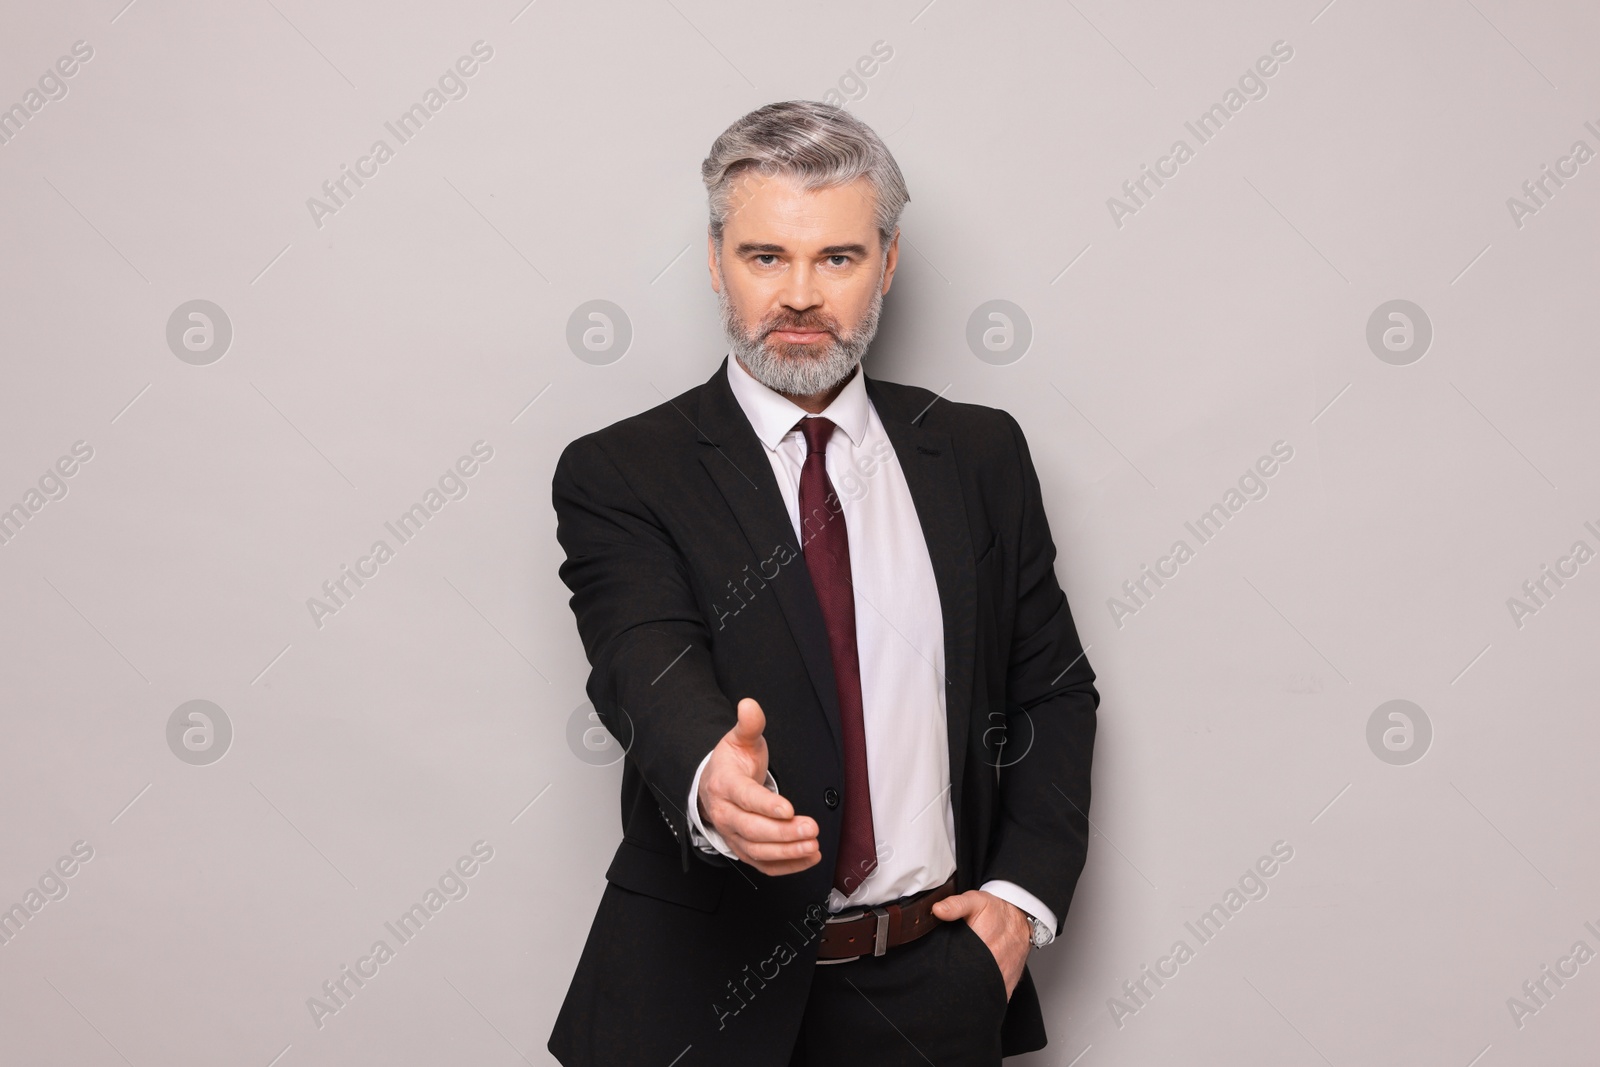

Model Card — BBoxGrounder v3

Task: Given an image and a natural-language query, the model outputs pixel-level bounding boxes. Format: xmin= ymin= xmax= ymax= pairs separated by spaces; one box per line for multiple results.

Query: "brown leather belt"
xmin=815 ymin=874 xmax=958 ymax=963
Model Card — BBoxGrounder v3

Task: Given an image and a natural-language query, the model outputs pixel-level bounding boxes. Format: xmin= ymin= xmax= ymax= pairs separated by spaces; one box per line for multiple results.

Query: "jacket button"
xmin=824 ymin=787 xmax=840 ymax=809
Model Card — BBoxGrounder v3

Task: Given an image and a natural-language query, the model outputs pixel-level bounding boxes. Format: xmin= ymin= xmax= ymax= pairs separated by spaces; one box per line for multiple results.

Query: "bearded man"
xmin=548 ymin=100 xmax=1098 ymax=1067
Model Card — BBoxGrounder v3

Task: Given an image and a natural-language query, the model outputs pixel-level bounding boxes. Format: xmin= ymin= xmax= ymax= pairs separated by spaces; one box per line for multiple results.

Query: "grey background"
xmin=2 ymin=0 xmax=1596 ymax=1063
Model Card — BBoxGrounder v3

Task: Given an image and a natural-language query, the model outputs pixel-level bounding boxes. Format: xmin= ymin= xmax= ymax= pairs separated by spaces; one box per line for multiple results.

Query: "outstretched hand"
xmin=697 ymin=698 xmax=820 ymax=876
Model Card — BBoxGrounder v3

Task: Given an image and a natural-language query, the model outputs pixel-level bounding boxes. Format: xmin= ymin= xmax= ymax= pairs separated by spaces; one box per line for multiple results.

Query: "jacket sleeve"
xmin=979 ymin=410 xmax=1100 ymax=927
xmin=551 ymin=433 xmax=737 ymax=873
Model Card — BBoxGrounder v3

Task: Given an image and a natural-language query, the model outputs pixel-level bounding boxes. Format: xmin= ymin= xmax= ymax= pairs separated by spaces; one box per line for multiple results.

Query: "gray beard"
xmin=716 ymin=267 xmax=884 ymax=397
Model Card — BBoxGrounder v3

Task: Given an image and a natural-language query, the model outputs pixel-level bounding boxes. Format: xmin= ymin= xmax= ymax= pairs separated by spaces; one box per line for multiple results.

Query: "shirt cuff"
xmin=979 ymin=879 xmax=1057 ymax=941
xmin=686 ymin=749 xmax=778 ymax=857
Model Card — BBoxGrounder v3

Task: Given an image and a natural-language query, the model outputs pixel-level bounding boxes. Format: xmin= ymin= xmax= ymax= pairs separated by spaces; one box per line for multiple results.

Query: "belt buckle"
xmin=817 ymin=907 xmax=862 ymax=964
xmin=816 ymin=904 xmax=892 ymax=963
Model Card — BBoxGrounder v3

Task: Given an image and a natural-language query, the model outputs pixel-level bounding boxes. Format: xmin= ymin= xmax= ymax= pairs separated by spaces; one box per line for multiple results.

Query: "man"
xmin=548 ymin=100 xmax=1098 ymax=1066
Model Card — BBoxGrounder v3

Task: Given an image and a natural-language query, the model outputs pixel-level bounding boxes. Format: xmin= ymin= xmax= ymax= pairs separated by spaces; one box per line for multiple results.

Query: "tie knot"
xmin=796 ymin=416 xmax=836 ymax=456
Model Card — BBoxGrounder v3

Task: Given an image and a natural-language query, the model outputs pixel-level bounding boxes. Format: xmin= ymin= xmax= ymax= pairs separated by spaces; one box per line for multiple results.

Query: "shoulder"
xmin=552 ymin=378 xmax=711 ymax=501
xmin=867 ymin=376 xmax=1024 ymax=458
xmin=556 ymin=380 xmax=707 ymax=469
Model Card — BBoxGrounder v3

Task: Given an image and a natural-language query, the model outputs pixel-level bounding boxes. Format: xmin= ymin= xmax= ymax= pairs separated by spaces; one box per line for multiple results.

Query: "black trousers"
xmin=787 ymin=916 xmax=1010 ymax=1066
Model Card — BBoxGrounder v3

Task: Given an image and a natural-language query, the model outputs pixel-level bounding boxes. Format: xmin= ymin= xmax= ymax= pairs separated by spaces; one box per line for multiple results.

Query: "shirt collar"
xmin=725 ymin=351 xmax=870 ymax=452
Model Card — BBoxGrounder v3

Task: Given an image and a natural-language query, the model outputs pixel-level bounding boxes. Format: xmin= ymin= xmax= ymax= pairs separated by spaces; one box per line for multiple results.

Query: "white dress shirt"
xmin=684 ymin=353 xmax=1057 ymax=937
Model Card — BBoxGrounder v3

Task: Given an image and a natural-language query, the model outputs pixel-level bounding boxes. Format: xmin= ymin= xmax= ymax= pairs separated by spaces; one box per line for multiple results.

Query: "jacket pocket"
xmin=951 ymin=916 xmax=1009 ymax=1006
xmin=606 ymin=837 xmax=728 ymax=913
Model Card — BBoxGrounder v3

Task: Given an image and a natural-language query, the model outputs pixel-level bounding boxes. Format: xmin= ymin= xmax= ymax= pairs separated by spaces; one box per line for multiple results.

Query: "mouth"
xmin=768 ymin=329 xmax=831 ymax=345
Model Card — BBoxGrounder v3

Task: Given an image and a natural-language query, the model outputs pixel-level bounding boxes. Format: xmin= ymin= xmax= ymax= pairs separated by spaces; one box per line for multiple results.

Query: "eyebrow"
xmin=733 ymin=241 xmax=871 ymax=257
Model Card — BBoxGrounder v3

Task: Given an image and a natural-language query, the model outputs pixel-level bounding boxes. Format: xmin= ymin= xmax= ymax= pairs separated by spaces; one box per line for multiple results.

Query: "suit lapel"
xmin=694 ymin=357 xmax=844 ymax=762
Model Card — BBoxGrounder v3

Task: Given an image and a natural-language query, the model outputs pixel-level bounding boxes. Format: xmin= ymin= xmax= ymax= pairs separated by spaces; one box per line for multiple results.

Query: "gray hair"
xmin=701 ymin=100 xmax=909 ymax=257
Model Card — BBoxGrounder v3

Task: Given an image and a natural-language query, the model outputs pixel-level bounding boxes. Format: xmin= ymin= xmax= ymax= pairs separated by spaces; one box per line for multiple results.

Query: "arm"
xmin=979 ymin=410 xmax=1100 ymax=928
xmin=552 ymin=434 xmax=737 ymax=873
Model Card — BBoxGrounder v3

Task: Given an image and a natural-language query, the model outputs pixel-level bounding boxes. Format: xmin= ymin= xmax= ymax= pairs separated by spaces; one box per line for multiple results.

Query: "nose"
xmin=776 ymin=262 xmax=823 ymax=322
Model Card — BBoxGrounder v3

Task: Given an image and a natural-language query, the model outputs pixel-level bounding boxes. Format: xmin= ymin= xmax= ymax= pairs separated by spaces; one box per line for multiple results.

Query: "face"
xmin=708 ymin=171 xmax=899 ymax=397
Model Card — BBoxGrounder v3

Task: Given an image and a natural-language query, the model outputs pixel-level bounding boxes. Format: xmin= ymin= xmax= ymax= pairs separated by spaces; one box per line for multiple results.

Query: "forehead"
xmin=722 ymin=171 xmax=878 ymax=247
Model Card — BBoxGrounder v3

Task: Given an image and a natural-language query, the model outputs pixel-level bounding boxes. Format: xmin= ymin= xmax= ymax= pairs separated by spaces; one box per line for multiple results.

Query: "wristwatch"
xmin=1023 ymin=911 xmax=1054 ymax=948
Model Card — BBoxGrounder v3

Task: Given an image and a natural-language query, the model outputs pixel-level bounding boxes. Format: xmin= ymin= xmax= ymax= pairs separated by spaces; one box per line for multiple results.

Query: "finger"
xmin=721 ymin=804 xmax=818 ymax=845
xmin=736 ymin=834 xmax=821 ymax=868
xmin=722 ymin=775 xmax=796 ymax=821
xmin=735 ymin=836 xmax=821 ymax=863
xmin=746 ymin=852 xmax=822 ymax=877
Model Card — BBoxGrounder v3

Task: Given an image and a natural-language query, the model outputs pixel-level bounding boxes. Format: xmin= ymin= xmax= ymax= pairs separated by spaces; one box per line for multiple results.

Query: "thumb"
xmin=932 ymin=892 xmax=977 ymax=921
xmin=727 ymin=698 xmax=769 ymax=782
xmin=730 ymin=697 xmax=767 ymax=750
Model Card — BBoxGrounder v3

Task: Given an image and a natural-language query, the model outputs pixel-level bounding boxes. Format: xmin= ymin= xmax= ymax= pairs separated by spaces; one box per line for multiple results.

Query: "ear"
xmin=880 ymin=229 xmax=900 ymax=295
xmin=707 ymin=231 xmax=722 ymax=293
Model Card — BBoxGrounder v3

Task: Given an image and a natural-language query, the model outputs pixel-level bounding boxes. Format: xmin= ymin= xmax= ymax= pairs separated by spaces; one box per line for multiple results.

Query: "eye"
xmin=827 ymin=255 xmax=850 ymax=266
xmin=755 ymin=254 xmax=778 ymax=266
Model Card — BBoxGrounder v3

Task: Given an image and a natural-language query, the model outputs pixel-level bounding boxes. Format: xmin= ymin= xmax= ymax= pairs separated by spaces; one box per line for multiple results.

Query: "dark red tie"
xmin=795 ymin=416 xmax=877 ymax=896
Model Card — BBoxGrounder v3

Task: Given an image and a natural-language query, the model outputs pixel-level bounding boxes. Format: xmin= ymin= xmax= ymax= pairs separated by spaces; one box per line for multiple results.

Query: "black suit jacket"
xmin=547 ymin=356 xmax=1098 ymax=1066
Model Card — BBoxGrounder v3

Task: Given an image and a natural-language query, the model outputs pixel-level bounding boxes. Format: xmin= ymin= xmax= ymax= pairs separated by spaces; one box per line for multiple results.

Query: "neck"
xmin=737 ymin=355 xmax=857 ymax=414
